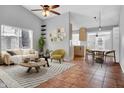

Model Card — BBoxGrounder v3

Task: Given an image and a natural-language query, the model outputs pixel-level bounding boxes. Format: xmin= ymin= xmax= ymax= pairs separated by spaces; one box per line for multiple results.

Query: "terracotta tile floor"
xmin=37 ymin=57 xmax=124 ymax=88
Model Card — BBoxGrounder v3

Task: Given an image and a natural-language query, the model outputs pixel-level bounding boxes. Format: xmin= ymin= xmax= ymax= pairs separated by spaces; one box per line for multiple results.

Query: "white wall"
xmin=0 ymin=5 xmax=43 ymax=50
xmin=44 ymin=13 xmax=71 ymax=61
xmin=119 ymin=6 xmax=124 ymax=72
xmin=70 ymin=12 xmax=97 ymax=30
xmin=70 ymin=12 xmax=118 ymax=33
xmin=112 ymin=27 xmax=120 ymax=62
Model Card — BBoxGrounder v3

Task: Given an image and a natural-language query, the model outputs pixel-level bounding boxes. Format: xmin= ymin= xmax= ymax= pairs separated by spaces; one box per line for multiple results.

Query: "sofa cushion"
xmin=22 ymin=50 xmax=30 ymax=55
xmin=11 ymin=55 xmax=23 ymax=64
xmin=29 ymin=49 xmax=35 ymax=54
xmin=22 ymin=49 xmax=35 ymax=55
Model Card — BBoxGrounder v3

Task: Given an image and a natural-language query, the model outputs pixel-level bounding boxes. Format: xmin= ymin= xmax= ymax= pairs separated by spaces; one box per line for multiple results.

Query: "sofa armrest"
xmin=0 ymin=55 xmax=4 ymax=64
xmin=3 ymin=54 xmax=12 ymax=65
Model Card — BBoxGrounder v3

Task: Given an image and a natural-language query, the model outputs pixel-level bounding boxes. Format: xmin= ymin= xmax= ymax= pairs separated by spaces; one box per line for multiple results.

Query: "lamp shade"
xmin=79 ymin=27 xmax=87 ymax=41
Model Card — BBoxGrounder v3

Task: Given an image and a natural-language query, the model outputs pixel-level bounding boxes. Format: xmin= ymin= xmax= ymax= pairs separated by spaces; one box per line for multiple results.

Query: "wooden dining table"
xmin=89 ymin=49 xmax=114 ymax=64
xmin=90 ymin=49 xmax=112 ymax=53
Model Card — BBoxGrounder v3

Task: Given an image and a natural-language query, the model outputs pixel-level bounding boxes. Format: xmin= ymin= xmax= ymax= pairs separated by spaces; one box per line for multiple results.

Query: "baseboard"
xmin=64 ymin=57 xmax=73 ymax=62
xmin=120 ymin=63 xmax=124 ymax=73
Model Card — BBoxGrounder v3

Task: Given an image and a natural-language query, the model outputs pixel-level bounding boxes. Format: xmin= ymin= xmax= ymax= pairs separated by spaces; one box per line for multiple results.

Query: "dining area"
xmin=85 ymin=27 xmax=120 ymax=67
xmin=85 ymin=48 xmax=116 ymax=67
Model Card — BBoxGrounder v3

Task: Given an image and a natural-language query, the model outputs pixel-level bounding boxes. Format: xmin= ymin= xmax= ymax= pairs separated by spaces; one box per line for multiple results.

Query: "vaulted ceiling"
xmin=23 ymin=5 xmax=121 ymax=28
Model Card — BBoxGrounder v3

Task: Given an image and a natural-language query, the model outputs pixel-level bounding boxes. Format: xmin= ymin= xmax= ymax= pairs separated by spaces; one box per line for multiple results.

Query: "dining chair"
xmin=94 ymin=51 xmax=104 ymax=67
xmin=104 ymin=50 xmax=116 ymax=63
xmin=85 ymin=49 xmax=95 ymax=64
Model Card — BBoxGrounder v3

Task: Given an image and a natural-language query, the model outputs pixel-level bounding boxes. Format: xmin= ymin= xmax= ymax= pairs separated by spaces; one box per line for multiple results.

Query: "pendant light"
xmin=99 ymin=10 xmax=102 ymax=31
xmin=96 ymin=9 xmax=102 ymax=37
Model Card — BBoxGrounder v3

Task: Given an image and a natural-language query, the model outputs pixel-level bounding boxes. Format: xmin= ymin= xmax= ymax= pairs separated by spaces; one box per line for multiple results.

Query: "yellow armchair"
xmin=51 ymin=49 xmax=65 ymax=64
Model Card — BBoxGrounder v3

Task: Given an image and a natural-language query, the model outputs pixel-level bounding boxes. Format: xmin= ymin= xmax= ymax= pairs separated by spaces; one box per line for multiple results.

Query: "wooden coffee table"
xmin=20 ymin=59 xmax=47 ymax=73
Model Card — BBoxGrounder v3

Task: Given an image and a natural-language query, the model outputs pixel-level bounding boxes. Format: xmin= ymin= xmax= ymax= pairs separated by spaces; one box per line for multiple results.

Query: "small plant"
xmin=38 ymin=36 xmax=45 ymax=52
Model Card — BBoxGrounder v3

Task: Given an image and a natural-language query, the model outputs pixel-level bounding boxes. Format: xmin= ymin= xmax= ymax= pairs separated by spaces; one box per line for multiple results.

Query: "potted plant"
xmin=38 ymin=36 xmax=45 ymax=52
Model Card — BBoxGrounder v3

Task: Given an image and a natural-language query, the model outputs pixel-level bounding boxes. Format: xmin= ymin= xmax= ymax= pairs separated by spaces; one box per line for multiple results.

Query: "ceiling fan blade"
xmin=50 ymin=10 xmax=60 ymax=15
xmin=51 ymin=5 xmax=60 ymax=9
xmin=31 ymin=9 xmax=42 ymax=11
xmin=40 ymin=5 xmax=44 ymax=7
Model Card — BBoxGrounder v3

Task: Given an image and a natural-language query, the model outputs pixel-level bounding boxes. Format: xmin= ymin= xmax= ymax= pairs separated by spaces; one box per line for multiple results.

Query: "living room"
xmin=0 ymin=5 xmax=124 ymax=88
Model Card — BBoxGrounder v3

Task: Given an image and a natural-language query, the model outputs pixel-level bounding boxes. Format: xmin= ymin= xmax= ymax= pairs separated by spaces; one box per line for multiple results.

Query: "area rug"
xmin=0 ymin=62 xmax=74 ymax=88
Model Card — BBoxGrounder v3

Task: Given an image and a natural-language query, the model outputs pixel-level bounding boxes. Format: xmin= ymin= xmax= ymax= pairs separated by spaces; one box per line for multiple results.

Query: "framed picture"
xmin=49 ymin=27 xmax=66 ymax=42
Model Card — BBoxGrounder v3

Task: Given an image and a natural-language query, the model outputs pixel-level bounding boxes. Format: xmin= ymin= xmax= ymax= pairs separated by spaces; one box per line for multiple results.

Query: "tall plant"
xmin=38 ymin=36 xmax=45 ymax=52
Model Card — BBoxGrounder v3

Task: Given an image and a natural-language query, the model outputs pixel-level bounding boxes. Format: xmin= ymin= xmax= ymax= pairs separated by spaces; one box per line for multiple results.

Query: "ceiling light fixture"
xmin=42 ymin=10 xmax=50 ymax=17
xmin=96 ymin=9 xmax=102 ymax=37
xmin=98 ymin=10 xmax=102 ymax=31
xmin=31 ymin=5 xmax=60 ymax=17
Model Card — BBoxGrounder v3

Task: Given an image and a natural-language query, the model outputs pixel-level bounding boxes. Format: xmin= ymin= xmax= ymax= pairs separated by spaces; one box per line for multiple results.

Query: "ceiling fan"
xmin=31 ymin=5 xmax=61 ymax=17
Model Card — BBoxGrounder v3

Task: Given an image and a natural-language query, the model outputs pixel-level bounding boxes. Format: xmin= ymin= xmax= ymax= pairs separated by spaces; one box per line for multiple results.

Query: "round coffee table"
xmin=20 ymin=59 xmax=47 ymax=73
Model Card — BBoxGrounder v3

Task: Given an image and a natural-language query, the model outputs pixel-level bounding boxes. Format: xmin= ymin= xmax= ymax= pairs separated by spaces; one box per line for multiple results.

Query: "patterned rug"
xmin=0 ymin=62 xmax=74 ymax=88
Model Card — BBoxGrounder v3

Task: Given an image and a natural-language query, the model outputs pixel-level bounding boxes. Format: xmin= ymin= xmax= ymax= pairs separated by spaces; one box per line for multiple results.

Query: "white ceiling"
xmin=23 ymin=5 xmax=121 ymax=28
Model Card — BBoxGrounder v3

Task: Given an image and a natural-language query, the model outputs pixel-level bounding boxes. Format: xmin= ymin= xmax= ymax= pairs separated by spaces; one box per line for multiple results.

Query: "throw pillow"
xmin=7 ymin=51 xmax=16 ymax=56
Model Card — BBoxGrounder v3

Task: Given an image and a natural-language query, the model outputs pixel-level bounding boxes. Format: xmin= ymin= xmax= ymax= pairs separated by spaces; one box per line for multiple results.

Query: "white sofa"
xmin=1 ymin=49 xmax=39 ymax=65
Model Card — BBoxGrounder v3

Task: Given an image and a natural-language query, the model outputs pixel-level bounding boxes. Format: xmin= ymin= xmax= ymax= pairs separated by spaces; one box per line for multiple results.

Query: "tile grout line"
xmin=89 ymin=64 xmax=100 ymax=82
xmin=101 ymin=65 xmax=108 ymax=88
xmin=0 ymin=79 xmax=8 ymax=88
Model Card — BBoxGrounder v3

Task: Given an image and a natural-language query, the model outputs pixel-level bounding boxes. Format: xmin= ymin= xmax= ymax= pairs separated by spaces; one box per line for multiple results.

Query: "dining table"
xmin=90 ymin=49 xmax=112 ymax=53
xmin=89 ymin=48 xmax=114 ymax=65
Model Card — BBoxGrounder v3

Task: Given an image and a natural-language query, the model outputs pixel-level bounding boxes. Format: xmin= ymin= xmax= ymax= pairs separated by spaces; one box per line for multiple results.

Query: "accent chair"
xmin=51 ymin=49 xmax=65 ymax=64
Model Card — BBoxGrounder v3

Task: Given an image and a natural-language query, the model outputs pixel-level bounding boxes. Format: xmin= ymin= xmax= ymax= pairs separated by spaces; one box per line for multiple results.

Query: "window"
xmin=72 ymin=33 xmax=80 ymax=46
xmin=87 ymin=31 xmax=112 ymax=49
xmin=95 ymin=37 xmax=104 ymax=49
xmin=87 ymin=33 xmax=96 ymax=49
xmin=1 ymin=25 xmax=33 ymax=50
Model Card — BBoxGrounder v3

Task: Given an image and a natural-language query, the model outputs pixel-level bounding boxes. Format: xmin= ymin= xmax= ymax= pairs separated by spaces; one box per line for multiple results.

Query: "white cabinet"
xmin=113 ymin=27 xmax=120 ymax=62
